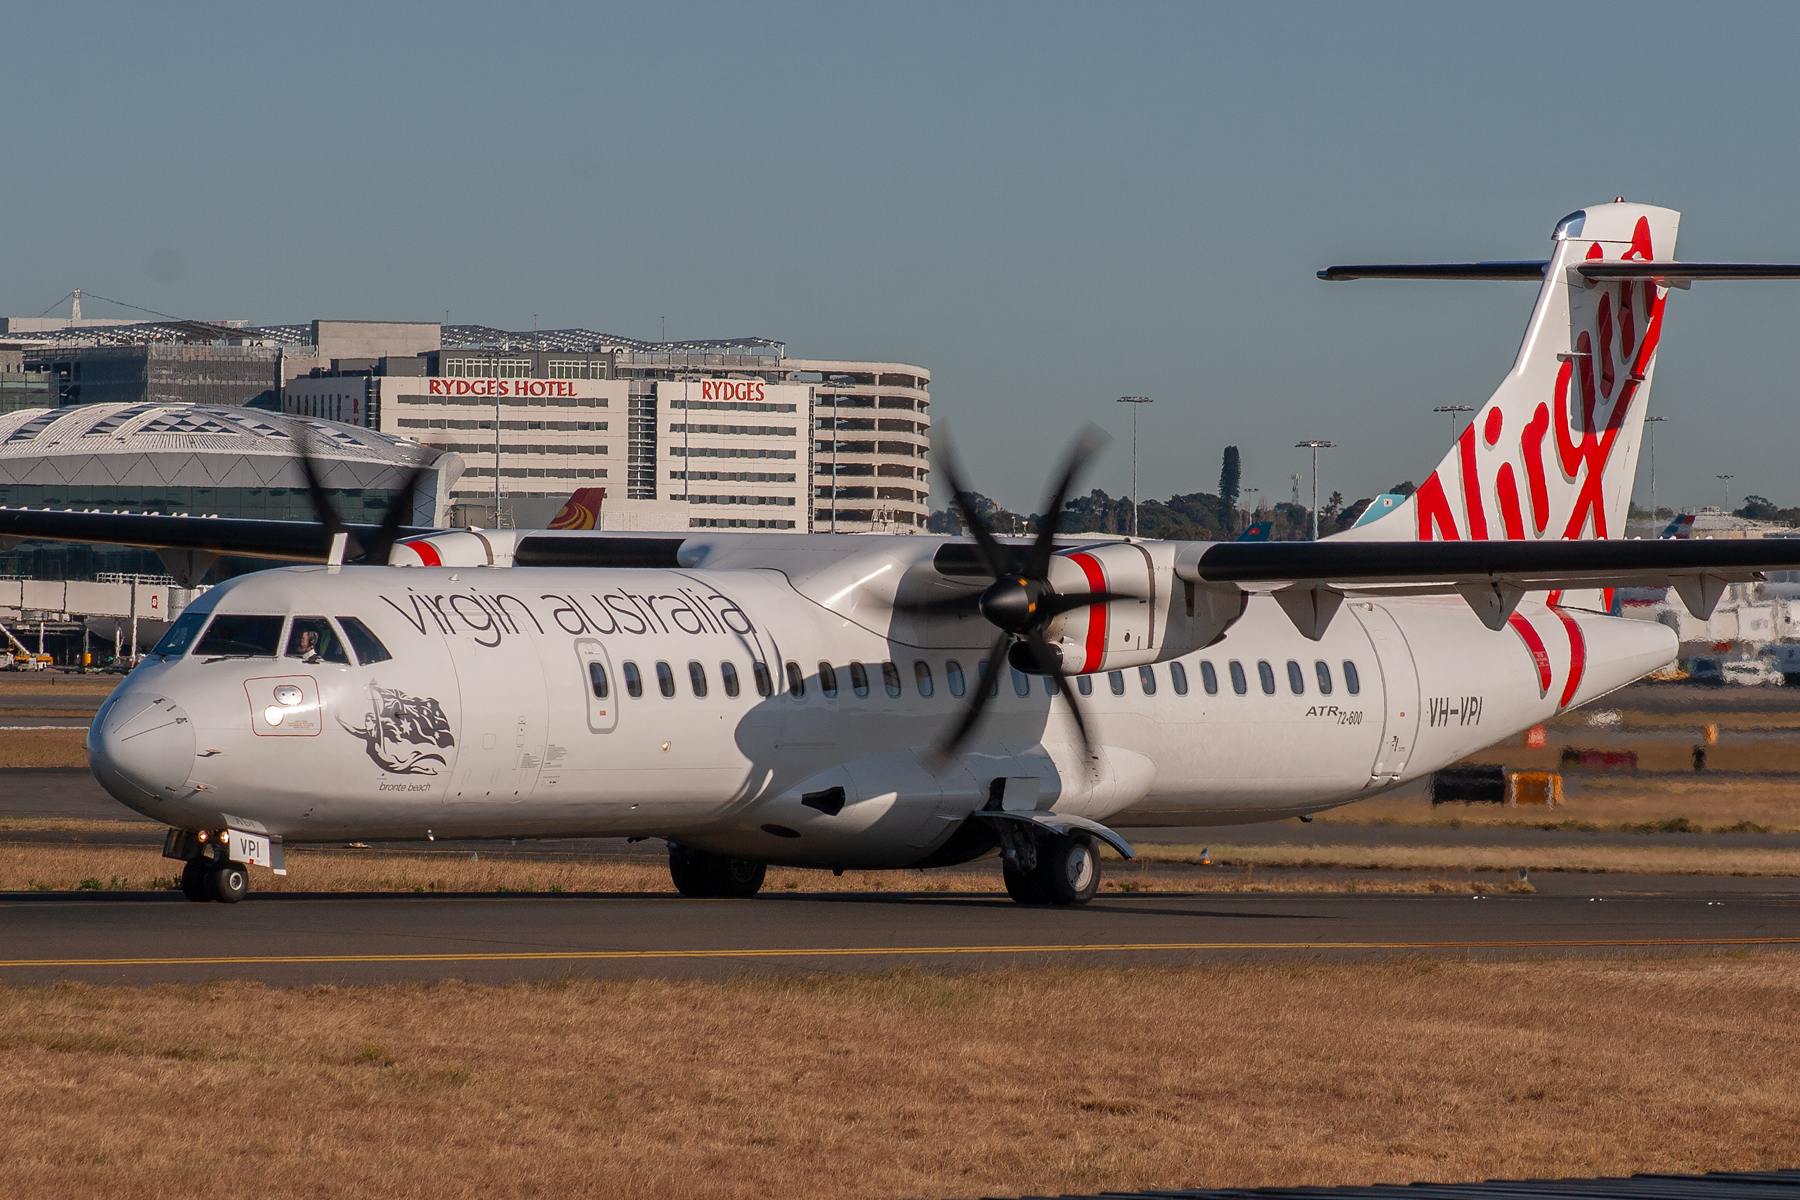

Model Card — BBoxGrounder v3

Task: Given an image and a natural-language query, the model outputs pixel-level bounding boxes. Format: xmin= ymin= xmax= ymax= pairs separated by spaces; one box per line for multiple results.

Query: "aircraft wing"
xmin=0 ymin=506 xmax=437 ymax=564
xmin=1175 ymin=538 xmax=1800 ymax=633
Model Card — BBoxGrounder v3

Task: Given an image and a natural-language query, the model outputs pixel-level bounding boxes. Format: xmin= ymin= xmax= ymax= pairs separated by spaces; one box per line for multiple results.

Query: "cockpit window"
xmin=149 ymin=610 xmax=208 ymax=658
xmin=286 ymin=617 xmax=350 ymax=664
xmin=337 ymin=617 xmax=392 ymax=665
xmin=193 ymin=614 xmax=284 ymax=659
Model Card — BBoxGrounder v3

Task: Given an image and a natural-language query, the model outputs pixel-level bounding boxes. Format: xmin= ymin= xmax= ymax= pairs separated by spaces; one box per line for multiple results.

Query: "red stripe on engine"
xmin=1069 ymin=552 xmax=1108 ymax=674
xmin=402 ymin=539 xmax=442 ymax=567
xmin=1507 ymin=613 xmax=1552 ymax=698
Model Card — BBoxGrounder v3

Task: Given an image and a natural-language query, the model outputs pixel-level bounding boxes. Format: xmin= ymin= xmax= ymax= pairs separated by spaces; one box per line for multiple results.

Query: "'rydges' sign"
xmin=427 ymin=379 xmax=583 ymax=397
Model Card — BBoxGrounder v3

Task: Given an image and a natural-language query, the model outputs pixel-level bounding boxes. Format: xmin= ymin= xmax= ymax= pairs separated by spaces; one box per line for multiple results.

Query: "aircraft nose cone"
xmin=88 ymin=693 xmax=196 ymax=808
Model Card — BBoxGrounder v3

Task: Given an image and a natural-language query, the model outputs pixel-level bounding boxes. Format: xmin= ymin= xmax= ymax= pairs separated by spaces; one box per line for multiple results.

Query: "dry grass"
xmin=1146 ymin=840 xmax=1800 ymax=876
xmin=3 ymin=956 xmax=1799 ymax=1198
xmin=0 ymin=675 xmax=119 ymax=695
xmin=0 ymin=843 xmax=1506 ymax=896
xmin=0 ymin=729 xmax=88 ymax=768
xmin=1332 ymin=777 xmax=1800 ymax=832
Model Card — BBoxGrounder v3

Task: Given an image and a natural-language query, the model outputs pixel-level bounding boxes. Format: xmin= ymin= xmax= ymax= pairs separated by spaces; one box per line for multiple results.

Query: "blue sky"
xmin=6 ymin=1 xmax=1800 ymax=515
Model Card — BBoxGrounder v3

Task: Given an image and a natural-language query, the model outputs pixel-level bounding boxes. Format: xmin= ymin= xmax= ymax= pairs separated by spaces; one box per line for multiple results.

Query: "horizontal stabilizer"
xmin=1575 ymin=261 xmax=1800 ymax=285
xmin=0 ymin=507 xmax=436 ymax=563
xmin=1317 ymin=261 xmax=1548 ymax=281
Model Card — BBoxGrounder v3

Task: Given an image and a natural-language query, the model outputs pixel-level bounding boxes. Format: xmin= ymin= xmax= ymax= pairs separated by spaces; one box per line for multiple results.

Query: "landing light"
xmin=264 ymin=705 xmax=285 ymax=727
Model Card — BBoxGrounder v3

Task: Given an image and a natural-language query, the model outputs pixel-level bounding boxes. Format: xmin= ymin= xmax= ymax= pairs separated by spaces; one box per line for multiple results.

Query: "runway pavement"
xmin=2 ymin=882 xmax=1797 ymax=986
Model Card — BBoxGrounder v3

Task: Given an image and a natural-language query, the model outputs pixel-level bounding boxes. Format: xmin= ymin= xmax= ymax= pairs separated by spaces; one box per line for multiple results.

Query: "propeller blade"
xmin=935 ymin=431 xmax=1010 ymax=579
xmin=292 ymin=426 xmax=358 ymax=560
xmin=1027 ymin=629 xmax=1096 ymax=762
xmin=933 ymin=633 xmax=1013 ymax=763
xmin=1026 ymin=423 xmax=1110 ymax=578
xmin=361 ymin=463 xmax=429 ymax=565
xmin=1032 ymin=589 xmax=1142 ymax=622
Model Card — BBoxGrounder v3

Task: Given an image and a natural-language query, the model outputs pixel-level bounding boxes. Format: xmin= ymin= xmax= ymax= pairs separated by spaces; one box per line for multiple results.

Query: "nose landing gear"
xmin=179 ymin=856 xmax=249 ymax=903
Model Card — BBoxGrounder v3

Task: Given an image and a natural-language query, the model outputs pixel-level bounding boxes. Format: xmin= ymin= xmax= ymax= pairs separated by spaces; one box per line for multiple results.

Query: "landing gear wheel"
xmin=206 ymin=862 xmax=249 ymax=904
xmin=1002 ymin=858 xmax=1047 ymax=905
xmin=716 ymin=857 xmax=766 ymax=899
xmin=668 ymin=845 xmax=766 ymax=898
xmin=180 ymin=858 xmax=213 ymax=903
xmin=1034 ymin=834 xmax=1100 ymax=906
xmin=668 ymin=844 xmax=718 ymax=897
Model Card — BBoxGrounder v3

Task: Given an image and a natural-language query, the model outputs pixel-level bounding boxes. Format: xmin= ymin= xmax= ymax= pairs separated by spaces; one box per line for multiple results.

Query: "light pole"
xmin=1296 ymin=440 xmax=1336 ymax=541
xmin=1644 ymin=415 xmax=1667 ymax=525
xmin=1118 ymin=396 xmax=1152 ymax=537
xmin=1433 ymin=404 xmax=1474 ymax=439
xmin=1718 ymin=474 xmax=1735 ymax=513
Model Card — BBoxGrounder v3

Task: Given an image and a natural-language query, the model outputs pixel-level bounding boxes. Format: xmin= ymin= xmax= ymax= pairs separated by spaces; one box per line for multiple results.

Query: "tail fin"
xmin=1333 ymin=201 xmax=1679 ymax=545
xmin=547 ymin=487 xmax=606 ymax=530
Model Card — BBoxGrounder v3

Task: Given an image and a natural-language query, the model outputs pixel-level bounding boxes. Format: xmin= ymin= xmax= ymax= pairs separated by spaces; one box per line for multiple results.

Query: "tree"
xmin=1388 ymin=481 xmax=1417 ymax=498
xmin=1219 ymin=446 xmax=1241 ymax=510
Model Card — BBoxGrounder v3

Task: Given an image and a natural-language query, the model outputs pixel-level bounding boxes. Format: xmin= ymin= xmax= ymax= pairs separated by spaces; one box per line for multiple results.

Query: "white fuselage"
xmin=88 ymin=556 xmax=1675 ymax=870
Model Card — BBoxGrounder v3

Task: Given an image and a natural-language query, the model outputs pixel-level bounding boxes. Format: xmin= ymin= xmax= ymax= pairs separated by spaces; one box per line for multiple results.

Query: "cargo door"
xmin=1350 ymin=603 xmax=1420 ymax=786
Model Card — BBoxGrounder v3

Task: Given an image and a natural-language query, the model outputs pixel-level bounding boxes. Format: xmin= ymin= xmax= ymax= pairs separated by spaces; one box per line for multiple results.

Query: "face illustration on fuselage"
xmin=88 ymin=555 xmax=1676 ymax=871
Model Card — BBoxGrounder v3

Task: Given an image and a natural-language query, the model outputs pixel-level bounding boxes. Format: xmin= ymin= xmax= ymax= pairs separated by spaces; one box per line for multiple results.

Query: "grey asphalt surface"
xmin=1 ymin=884 xmax=1796 ymax=986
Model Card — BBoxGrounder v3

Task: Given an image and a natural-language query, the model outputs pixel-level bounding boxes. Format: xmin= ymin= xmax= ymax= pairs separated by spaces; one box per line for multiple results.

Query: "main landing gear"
xmin=179 ymin=856 xmax=249 ymax=904
xmin=999 ymin=828 xmax=1101 ymax=906
xmin=668 ymin=843 xmax=767 ymax=898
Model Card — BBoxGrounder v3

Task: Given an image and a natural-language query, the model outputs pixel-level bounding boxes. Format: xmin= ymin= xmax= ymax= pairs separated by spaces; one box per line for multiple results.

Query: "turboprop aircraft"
xmin=12 ymin=199 xmax=1800 ymax=908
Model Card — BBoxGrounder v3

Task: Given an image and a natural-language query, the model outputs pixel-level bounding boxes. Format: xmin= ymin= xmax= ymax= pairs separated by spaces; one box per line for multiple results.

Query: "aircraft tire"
xmin=667 ymin=844 xmax=719 ymax=897
xmin=1035 ymin=834 xmax=1100 ymax=906
xmin=180 ymin=858 xmax=212 ymax=903
xmin=715 ymin=858 xmax=766 ymax=899
xmin=1002 ymin=859 xmax=1046 ymax=905
xmin=206 ymin=862 xmax=249 ymax=904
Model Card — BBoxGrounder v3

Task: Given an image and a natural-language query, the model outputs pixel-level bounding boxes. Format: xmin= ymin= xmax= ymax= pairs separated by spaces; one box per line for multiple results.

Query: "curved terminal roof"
xmin=0 ymin=404 xmax=461 ymax=519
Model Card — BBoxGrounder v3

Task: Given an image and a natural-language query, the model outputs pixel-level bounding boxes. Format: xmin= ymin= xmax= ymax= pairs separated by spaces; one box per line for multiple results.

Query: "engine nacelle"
xmin=1033 ymin=540 xmax=1248 ymax=675
xmin=385 ymin=530 xmax=518 ymax=568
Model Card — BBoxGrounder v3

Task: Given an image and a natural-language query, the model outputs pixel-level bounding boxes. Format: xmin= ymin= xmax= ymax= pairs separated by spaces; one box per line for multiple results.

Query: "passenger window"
xmin=623 ymin=662 xmax=643 ymax=698
xmin=1315 ymin=661 xmax=1333 ymax=695
xmin=914 ymin=660 xmax=934 ymax=697
xmin=1077 ymin=675 xmax=1093 ymax=696
xmin=1258 ymin=661 xmax=1276 ymax=694
xmin=1287 ymin=660 xmax=1305 ymax=695
xmin=1229 ymin=661 xmax=1248 ymax=695
xmin=1043 ymin=675 xmax=1058 ymax=695
xmin=753 ymin=661 xmax=774 ymax=697
xmin=337 ymin=616 xmax=393 ymax=665
xmin=150 ymin=609 xmax=208 ymax=658
xmin=946 ymin=660 xmax=966 ymax=697
xmin=193 ymin=614 xmax=283 ymax=659
xmin=976 ymin=660 xmax=999 ymax=696
xmin=286 ymin=616 xmax=350 ymax=664
xmin=588 ymin=661 xmax=609 ymax=699
xmin=882 ymin=662 xmax=902 ymax=697
xmin=1201 ymin=661 xmax=1219 ymax=695
xmin=689 ymin=661 xmax=709 ymax=698
xmin=1171 ymin=662 xmax=1189 ymax=695
xmin=720 ymin=661 xmax=741 ymax=697
xmin=786 ymin=661 xmax=805 ymax=696
xmin=656 ymin=661 xmax=676 ymax=697
xmin=1139 ymin=665 xmax=1156 ymax=695
xmin=818 ymin=662 xmax=839 ymax=698
xmin=1011 ymin=666 xmax=1030 ymax=697
xmin=1108 ymin=670 xmax=1125 ymax=696
xmin=849 ymin=661 xmax=870 ymax=698
xmin=1343 ymin=660 xmax=1361 ymax=695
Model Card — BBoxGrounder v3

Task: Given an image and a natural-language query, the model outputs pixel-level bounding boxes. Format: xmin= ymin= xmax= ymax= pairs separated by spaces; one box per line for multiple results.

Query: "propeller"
xmin=905 ymin=424 xmax=1134 ymax=764
xmin=292 ymin=423 xmax=429 ymax=566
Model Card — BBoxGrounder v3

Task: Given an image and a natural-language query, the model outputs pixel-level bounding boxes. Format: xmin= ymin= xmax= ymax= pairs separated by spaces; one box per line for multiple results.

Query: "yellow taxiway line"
xmin=4 ymin=936 xmax=1800 ymax=969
